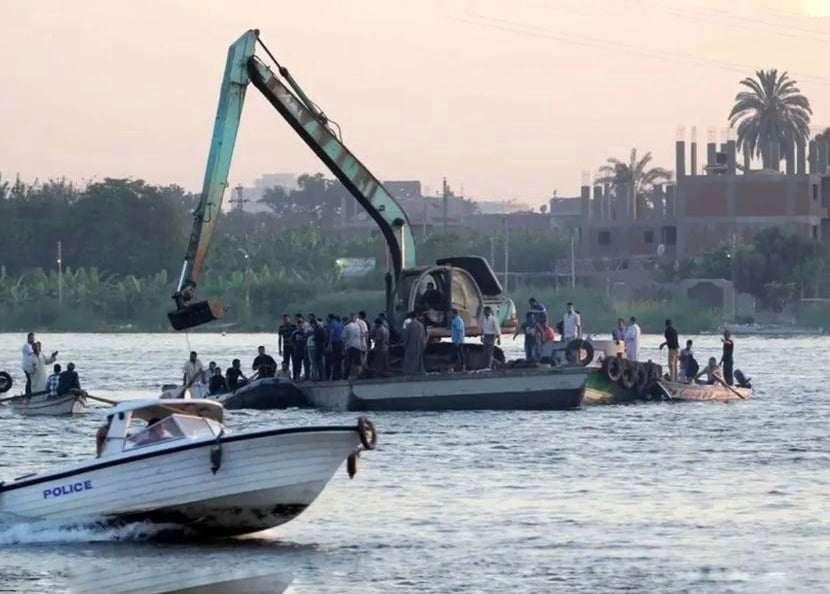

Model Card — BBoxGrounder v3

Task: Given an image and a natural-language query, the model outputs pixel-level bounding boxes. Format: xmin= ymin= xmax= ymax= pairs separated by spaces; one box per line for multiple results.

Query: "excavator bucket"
xmin=168 ymin=300 xmax=224 ymax=331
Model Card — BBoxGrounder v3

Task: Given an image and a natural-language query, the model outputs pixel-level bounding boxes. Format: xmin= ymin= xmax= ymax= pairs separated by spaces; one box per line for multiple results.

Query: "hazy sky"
xmin=1 ymin=0 xmax=829 ymax=206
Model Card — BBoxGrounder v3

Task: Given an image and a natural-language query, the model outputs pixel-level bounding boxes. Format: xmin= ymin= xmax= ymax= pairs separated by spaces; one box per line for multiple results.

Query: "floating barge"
xmin=298 ymin=367 xmax=589 ymax=411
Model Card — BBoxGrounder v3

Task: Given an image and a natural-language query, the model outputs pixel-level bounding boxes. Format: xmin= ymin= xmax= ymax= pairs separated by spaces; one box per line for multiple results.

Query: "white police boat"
xmin=0 ymin=399 xmax=377 ymax=537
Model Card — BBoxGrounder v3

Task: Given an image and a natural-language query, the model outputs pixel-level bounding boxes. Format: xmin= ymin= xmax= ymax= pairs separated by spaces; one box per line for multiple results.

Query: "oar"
xmin=716 ymin=378 xmax=746 ymax=400
xmin=82 ymin=393 xmax=119 ymax=406
xmin=0 ymin=389 xmax=49 ymax=404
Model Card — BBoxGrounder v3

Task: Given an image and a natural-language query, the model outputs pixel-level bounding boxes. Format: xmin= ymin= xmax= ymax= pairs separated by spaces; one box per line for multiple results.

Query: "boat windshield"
xmin=124 ymin=414 xmax=217 ymax=451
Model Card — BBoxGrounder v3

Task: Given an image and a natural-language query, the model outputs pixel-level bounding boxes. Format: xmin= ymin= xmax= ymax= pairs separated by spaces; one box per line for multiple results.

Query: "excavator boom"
xmin=170 ymin=30 xmax=415 ymax=330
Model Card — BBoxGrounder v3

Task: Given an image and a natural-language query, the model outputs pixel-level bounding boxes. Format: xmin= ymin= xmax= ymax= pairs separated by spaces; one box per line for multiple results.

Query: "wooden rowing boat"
xmin=7 ymin=391 xmax=87 ymax=415
xmin=656 ymin=380 xmax=751 ymax=402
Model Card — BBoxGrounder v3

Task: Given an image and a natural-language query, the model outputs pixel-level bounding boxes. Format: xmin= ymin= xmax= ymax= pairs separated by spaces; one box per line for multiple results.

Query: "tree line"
xmin=0 ymin=174 xmax=568 ymax=331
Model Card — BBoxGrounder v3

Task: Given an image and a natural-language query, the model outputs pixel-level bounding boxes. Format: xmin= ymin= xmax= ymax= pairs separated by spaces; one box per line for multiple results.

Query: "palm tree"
xmin=595 ymin=148 xmax=672 ymax=217
xmin=728 ymin=69 xmax=812 ymax=169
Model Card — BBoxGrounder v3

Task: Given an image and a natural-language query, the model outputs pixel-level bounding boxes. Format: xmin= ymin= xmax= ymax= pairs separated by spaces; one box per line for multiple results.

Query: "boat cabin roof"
xmin=111 ymin=399 xmax=224 ymax=423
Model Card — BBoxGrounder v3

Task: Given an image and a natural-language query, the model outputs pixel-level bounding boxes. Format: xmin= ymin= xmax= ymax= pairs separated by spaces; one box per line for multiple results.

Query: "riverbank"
xmin=2 ymin=285 xmax=726 ymax=334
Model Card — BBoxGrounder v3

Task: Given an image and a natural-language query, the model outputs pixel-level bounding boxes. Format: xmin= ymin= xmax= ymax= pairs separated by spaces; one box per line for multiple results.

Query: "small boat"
xmin=214 ymin=376 xmax=307 ymax=410
xmin=656 ymin=379 xmax=752 ymax=402
xmin=5 ymin=390 xmax=87 ymax=416
xmin=0 ymin=399 xmax=377 ymax=537
xmin=162 ymin=377 xmax=308 ymax=410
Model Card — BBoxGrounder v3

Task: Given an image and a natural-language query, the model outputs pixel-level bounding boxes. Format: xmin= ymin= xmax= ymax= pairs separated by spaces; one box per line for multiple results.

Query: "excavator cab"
xmin=394 ymin=257 xmax=516 ymax=338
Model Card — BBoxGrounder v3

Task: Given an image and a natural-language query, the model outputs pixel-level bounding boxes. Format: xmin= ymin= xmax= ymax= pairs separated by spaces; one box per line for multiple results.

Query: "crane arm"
xmin=177 ymin=31 xmax=257 ymax=294
xmin=170 ymin=29 xmax=415 ymax=330
xmin=246 ymin=54 xmax=416 ymax=276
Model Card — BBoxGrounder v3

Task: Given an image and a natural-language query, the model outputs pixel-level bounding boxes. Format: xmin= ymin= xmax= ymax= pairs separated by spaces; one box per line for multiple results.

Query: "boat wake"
xmin=0 ymin=517 xmax=193 ymax=545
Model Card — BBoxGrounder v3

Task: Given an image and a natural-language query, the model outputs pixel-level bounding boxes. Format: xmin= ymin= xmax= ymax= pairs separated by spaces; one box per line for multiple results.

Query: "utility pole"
xmin=503 ymin=216 xmax=510 ymax=292
xmin=570 ymin=231 xmax=576 ymax=289
xmin=442 ymin=177 xmax=449 ymax=234
xmin=57 ymin=240 xmax=63 ymax=306
xmin=731 ymin=232 xmax=737 ymax=321
xmin=229 ymin=184 xmax=249 ymax=212
xmin=490 ymin=236 xmax=496 ymax=269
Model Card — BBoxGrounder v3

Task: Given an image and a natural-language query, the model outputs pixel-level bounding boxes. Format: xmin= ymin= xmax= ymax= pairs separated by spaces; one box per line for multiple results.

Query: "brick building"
xmin=558 ymin=137 xmax=830 ymax=267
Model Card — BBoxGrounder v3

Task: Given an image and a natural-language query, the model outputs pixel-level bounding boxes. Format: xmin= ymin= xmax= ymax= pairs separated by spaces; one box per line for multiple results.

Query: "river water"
xmin=0 ymin=332 xmax=827 ymax=593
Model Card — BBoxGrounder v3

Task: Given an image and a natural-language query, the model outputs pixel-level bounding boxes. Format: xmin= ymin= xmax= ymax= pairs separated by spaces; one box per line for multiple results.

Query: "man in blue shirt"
xmin=528 ymin=297 xmax=547 ymax=324
xmin=450 ymin=308 xmax=466 ymax=372
xmin=326 ymin=313 xmax=344 ymax=381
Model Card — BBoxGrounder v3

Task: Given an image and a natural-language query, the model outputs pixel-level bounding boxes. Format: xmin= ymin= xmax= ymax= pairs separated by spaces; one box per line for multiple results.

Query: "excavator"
xmin=169 ymin=30 xmax=517 ymax=344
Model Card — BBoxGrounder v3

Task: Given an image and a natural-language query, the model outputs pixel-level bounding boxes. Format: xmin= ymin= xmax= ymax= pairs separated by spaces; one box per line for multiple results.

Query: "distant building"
xmin=555 ymin=136 xmax=830 ymax=293
xmin=229 ymin=173 xmax=300 ymax=214
xmin=475 ymin=199 xmax=533 ymax=215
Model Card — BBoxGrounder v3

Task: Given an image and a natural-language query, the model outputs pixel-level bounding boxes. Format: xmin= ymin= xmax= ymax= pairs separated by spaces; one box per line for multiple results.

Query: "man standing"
xmin=182 ymin=351 xmax=207 ymax=392
xmin=624 ymin=316 xmax=641 ymax=361
xmin=480 ymin=306 xmax=501 ymax=370
xmin=277 ymin=314 xmax=296 ymax=375
xmin=528 ymin=297 xmax=547 ymax=323
xmin=252 ymin=345 xmax=277 ymax=378
xmin=290 ymin=315 xmax=308 ymax=381
xmin=21 ymin=332 xmax=35 ymax=394
xmin=562 ymin=302 xmax=582 ymax=342
xmin=450 ymin=308 xmax=466 ymax=371
xmin=659 ymin=319 xmax=680 ymax=381
xmin=27 ymin=342 xmax=58 ymax=394
xmin=343 ymin=313 xmax=364 ymax=379
xmin=720 ymin=330 xmax=735 ymax=386
xmin=402 ymin=312 xmax=427 ymax=374
xmin=327 ymin=313 xmax=344 ymax=381
xmin=371 ymin=318 xmax=390 ymax=375
xmin=357 ymin=311 xmax=370 ymax=368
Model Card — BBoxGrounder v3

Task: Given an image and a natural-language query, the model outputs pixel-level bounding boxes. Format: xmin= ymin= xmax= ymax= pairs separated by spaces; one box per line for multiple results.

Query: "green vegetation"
xmin=509 ymin=286 xmax=721 ymax=334
xmin=0 ymin=174 xmax=569 ymax=331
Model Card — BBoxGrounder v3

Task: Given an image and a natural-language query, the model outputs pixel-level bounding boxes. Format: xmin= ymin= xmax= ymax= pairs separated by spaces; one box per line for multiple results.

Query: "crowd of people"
xmin=19 ymin=332 xmax=82 ymax=396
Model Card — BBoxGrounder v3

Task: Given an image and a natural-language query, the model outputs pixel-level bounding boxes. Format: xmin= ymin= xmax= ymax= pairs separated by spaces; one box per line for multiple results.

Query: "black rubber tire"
xmin=0 ymin=371 xmax=12 ymax=394
xmin=634 ymin=364 xmax=649 ymax=394
xmin=645 ymin=363 xmax=662 ymax=388
xmin=565 ymin=339 xmax=595 ymax=367
xmin=606 ymin=357 xmax=624 ymax=382
xmin=620 ymin=361 xmax=637 ymax=390
xmin=357 ymin=416 xmax=378 ymax=450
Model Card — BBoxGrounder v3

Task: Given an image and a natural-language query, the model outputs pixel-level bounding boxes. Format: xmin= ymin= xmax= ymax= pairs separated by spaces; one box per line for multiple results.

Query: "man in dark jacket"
xmin=659 ymin=319 xmax=680 ymax=381
xmin=252 ymin=346 xmax=277 ymax=378
xmin=57 ymin=362 xmax=81 ymax=395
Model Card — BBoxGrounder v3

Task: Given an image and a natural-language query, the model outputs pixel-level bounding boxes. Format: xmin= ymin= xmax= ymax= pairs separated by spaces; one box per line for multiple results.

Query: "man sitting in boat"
xmin=46 ymin=364 xmax=61 ymax=397
xmin=695 ymin=357 xmax=725 ymax=385
xmin=57 ymin=362 xmax=81 ymax=395
xmin=226 ymin=359 xmax=248 ymax=391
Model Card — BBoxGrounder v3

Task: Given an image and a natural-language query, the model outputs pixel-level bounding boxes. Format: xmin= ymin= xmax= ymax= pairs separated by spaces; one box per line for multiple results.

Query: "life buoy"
xmin=565 ymin=339 xmax=595 ymax=367
xmin=606 ymin=357 xmax=624 ymax=382
xmin=620 ymin=361 xmax=637 ymax=390
xmin=0 ymin=371 xmax=12 ymax=394
xmin=357 ymin=416 xmax=377 ymax=450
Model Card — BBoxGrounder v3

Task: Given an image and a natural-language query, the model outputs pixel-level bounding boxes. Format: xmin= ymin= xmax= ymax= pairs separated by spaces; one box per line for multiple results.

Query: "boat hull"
xmin=657 ymin=380 xmax=752 ymax=402
xmin=0 ymin=426 xmax=361 ymax=537
xmin=215 ymin=377 xmax=307 ymax=410
xmin=301 ymin=368 xmax=587 ymax=411
xmin=9 ymin=392 xmax=85 ymax=416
